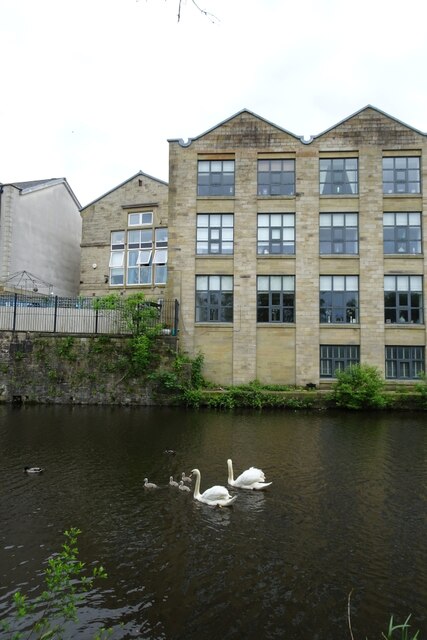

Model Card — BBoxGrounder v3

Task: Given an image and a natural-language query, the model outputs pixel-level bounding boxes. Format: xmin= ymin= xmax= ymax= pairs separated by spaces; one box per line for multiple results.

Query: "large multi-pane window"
xmin=109 ymin=212 xmax=168 ymax=287
xmin=196 ymin=214 xmax=234 ymax=255
xmin=109 ymin=231 xmax=125 ymax=285
xmin=319 ymin=158 xmax=358 ymax=195
xmin=195 ymin=275 xmax=233 ymax=322
xmin=319 ymin=213 xmax=358 ymax=254
xmin=127 ymin=228 xmax=153 ymax=285
xmin=382 ymin=157 xmax=421 ymax=194
xmin=385 ymin=346 xmax=425 ymax=379
xmin=383 ymin=212 xmax=422 ymax=254
xmin=384 ymin=275 xmax=423 ymax=324
xmin=320 ymin=345 xmax=360 ymax=378
xmin=257 ymin=275 xmax=295 ymax=323
xmin=320 ymin=275 xmax=359 ymax=324
xmin=153 ymin=228 xmax=168 ymax=285
xmin=257 ymin=213 xmax=295 ymax=255
xmin=197 ymin=160 xmax=235 ymax=196
xmin=257 ymin=159 xmax=295 ymax=196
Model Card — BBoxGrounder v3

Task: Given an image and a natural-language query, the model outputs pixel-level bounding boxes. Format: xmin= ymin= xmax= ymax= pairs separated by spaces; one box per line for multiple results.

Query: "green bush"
xmin=414 ymin=372 xmax=427 ymax=409
xmin=330 ymin=364 xmax=387 ymax=410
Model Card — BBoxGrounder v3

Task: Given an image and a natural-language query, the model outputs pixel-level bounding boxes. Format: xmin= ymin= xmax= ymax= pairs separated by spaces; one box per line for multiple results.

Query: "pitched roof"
xmin=1 ymin=177 xmax=81 ymax=208
xmin=311 ymin=104 xmax=426 ymax=140
xmin=80 ymin=170 xmax=168 ymax=211
xmin=168 ymin=108 xmax=302 ymax=147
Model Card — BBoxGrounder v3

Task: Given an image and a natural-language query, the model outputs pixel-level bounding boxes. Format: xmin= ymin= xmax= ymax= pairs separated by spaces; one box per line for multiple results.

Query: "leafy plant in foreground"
xmin=1 ymin=527 xmax=109 ymax=640
xmin=330 ymin=364 xmax=387 ymax=410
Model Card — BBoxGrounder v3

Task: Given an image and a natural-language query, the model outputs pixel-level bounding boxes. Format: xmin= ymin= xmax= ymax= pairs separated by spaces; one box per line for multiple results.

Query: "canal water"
xmin=0 ymin=406 xmax=426 ymax=639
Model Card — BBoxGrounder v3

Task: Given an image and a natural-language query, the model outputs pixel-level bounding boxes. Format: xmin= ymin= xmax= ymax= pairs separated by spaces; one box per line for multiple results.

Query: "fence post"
xmin=53 ymin=296 xmax=58 ymax=332
xmin=174 ymin=299 xmax=179 ymax=336
xmin=95 ymin=308 xmax=99 ymax=334
xmin=12 ymin=293 xmax=17 ymax=332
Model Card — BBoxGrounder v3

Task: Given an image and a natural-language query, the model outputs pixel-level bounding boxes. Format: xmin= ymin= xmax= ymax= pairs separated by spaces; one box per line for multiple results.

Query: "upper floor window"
xmin=195 ymin=275 xmax=233 ymax=322
xmin=109 ymin=231 xmax=125 ymax=286
xmin=383 ymin=212 xmax=422 ymax=254
xmin=196 ymin=214 xmax=234 ymax=255
xmin=319 ymin=213 xmax=358 ymax=255
xmin=128 ymin=211 xmax=153 ymax=226
xmin=385 ymin=346 xmax=425 ymax=379
xmin=382 ymin=157 xmax=421 ymax=194
xmin=320 ymin=345 xmax=360 ymax=378
xmin=257 ymin=214 xmax=295 ymax=255
xmin=320 ymin=275 xmax=359 ymax=324
xmin=384 ymin=275 xmax=423 ymax=324
xmin=257 ymin=275 xmax=295 ymax=323
xmin=154 ymin=228 xmax=168 ymax=285
xmin=198 ymin=160 xmax=235 ymax=196
xmin=320 ymin=158 xmax=358 ymax=195
xmin=257 ymin=159 xmax=295 ymax=196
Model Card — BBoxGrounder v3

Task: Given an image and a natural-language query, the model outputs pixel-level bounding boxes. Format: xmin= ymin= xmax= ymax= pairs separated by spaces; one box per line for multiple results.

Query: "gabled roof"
xmin=312 ymin=104 xmax=426 ymax=140
xmin=1 ymin=177 xmax=81 ymax=208
xmin=168 ymin=108 xmax=302 ymax=147
xmin=80 ymin=170 xmax=168 ymax=211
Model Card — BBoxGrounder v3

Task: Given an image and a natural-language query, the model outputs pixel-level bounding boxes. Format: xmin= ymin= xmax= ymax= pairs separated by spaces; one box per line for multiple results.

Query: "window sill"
xmin=321 ymin=323 xmax=360 ymax=327
xmin=319 ymin=194 xmax=358 ymax=198
xmin=257 ymin=254 xmax=296 ymax=259
xmin=197 ymin=195 xmax=235 ymax=200
xmin=195 ymin=322 xmax=233 ymax=327
xmin=383 ymin=193 xmax=421 ymax=198
xmin=320 ymin=254 xmax=359 ymax=259
xmin=196 ymin=254 xmax=233 ymax=258
xmin=385 ymin=323 xmax=425 ymax=328
xmin=257 ymin=323 xmax=295 ymax=327
xmin=384 ymin=253 xmax=423 ymax=258
xmin=257 ymin=195 xmax=296 ymax=199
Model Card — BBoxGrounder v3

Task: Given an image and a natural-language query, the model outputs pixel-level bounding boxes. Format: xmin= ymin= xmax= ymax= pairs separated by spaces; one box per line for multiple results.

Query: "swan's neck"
xmin=193 ymin=471 xmax=201 ymax=498
xmin=227 ymin=460 xmax=234 ymax=483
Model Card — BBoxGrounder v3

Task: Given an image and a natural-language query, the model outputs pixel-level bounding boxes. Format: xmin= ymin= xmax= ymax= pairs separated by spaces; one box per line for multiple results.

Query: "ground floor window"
xmin=385 ymin=346 xmax=425 ymax=379
xmin=195 ymin=275 xmax=233 ymax=322
xmin=257 ymin=275 xmax=295 ymax=322
xmin=320 ymin=345 xmax=360 ymax=378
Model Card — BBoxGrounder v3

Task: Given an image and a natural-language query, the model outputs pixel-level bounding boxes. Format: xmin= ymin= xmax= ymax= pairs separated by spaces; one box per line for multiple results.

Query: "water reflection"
xmin=0 ymin=406 xmax=426 ymax=639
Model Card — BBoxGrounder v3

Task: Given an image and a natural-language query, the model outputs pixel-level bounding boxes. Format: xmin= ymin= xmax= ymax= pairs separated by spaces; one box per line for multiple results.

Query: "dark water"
xmin=0 ymin=406 xmax=426 ymax=639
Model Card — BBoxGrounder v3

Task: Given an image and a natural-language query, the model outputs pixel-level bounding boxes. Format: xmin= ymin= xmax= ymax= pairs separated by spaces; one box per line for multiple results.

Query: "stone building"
xmin=0 ymin=178 xmax=82 ymax=297
xmin=166 ymin=106 xmax=427 ymax=386
xmin=80 ymin=171 xmax=168 ymax=298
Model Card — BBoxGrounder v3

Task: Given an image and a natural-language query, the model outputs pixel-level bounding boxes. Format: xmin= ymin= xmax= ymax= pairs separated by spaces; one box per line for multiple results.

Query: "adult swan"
xmin=227 ymin=459 xmax=272 ymax=490
xmin=191 ymin=468 xmax=237 ymax=507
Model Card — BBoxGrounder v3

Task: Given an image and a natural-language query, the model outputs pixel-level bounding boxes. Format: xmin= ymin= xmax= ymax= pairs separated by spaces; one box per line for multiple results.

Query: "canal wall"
xmin=0 ymin=331 xmax=181 ymax=405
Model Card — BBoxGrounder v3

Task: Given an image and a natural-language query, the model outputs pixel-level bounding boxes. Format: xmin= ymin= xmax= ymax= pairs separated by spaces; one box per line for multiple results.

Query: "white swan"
xmin=169 ymin=476 xmax=179 ymax=487
xmin=181 ymin=472 xmax=192 ymax=483
xmin=178 ymin=480 xmax=191 ymax=492
xmin=144 ymin=478 xmax=158 ymax=489
xmin=227 ymin=459 xmax=272 ymax=490
xmin=191 ymin=468 xmax=237 ymax=507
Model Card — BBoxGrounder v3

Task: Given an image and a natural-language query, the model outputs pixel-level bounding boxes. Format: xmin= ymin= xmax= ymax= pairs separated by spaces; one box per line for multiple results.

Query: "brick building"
xmin=166 ymin=106 xmax=427 ymax=386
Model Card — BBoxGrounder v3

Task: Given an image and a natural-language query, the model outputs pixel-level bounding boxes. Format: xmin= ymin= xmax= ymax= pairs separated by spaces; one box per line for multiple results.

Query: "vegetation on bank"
xmin=4 ymin=292 xmax=427 ymax=410
xmin=1 ymin=529 xmax=420 ymax=639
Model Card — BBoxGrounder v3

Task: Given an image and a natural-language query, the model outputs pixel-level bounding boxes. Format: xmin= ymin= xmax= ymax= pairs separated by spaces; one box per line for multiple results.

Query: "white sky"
xmin=1 ymin=0 xmax=426 ymax=208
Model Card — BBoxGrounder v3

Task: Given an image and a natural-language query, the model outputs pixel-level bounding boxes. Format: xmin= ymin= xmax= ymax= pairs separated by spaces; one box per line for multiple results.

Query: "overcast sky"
xmin=1 ymin=0 xmax=426 ymax=207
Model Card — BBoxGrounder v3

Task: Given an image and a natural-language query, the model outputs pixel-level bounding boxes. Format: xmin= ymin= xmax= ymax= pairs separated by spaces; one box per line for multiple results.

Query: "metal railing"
xmin=0 ymin=293 xmax=179 ymax=336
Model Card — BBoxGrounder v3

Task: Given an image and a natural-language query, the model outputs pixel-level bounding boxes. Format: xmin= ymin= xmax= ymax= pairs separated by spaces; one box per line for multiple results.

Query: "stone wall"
xmin=0 ymin=332 xmax=178 ymax=405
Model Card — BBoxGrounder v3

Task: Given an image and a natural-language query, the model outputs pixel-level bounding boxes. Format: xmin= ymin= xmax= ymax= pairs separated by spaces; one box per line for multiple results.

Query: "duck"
xmin=169 ymin=476 xmax=179 ymax=487
xmin=163 ymin=449 xmax=176 ymax=455
xmin=24 ymin=466 xmax=44 ymax=474
xmin=226 ymin=458 xmax=272 ymax=490
xmin=191 ymin=468 xmax=237 ymax=507
xmin=178 ymin=480 xmax=191 ymax=492
xmin=144 ymin=478 xmax=158 ymax=489
xmin=181 ymin=472 xmax=192 ymax=483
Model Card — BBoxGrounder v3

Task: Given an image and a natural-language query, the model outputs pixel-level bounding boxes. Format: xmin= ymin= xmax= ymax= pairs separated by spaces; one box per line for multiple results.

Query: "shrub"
xmin=330 ymin=364 xmax=387 ymax=410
